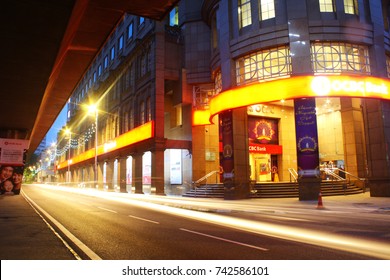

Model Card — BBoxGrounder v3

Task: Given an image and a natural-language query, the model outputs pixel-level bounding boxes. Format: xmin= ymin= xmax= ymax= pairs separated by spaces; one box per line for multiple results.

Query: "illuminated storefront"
xmin=202 ymin=74 xmax=390 ymax=198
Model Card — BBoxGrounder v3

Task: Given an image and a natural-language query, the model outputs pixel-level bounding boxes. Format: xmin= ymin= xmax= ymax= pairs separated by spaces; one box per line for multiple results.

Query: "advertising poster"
xmin=142 ymin=152 xmax=151 ymax=184
xmin=294 ymin=99 xmax=320 ymax=178
xmin=0 ymin=138 xmax=29 ymax=195
xmin=248 ymin=116 xmax=278 ymax=145
xmin=170 ymin=149 xmax=182 ymax=185
xmin=220 ymin=111 xmax=234 ymax=188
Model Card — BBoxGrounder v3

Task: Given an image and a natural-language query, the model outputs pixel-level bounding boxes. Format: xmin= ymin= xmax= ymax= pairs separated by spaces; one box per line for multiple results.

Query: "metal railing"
xmin=322 ymin=168 xmax=345 ymax=181
xmin=288 ymin=168 xmax=298 ymax=182
xmin=288 ymin=167 xmax=365 ymax=190
xmin=193 ymin=170 xmax=220 ymax=187
xmin=192 ymin=170 xmax=220 ymax=196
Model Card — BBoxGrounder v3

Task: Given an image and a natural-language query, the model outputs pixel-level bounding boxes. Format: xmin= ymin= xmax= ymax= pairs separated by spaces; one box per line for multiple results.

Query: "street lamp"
xmin=88 ymin=104 xmax=98 ymax=188
xmin=65 ymin=128 xmax=72 ymax=183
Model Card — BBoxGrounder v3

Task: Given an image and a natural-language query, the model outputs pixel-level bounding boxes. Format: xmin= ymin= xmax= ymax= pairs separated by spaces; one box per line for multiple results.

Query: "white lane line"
xmin=97 ymin=207 xmax=117 ymax=213
xmin=128 ymin=214 xmax=160 ymax=224
xmin=180 ymin=228 xmax=269 ymax=251
xmin=22 ymin=190 xmax=102 ymax=260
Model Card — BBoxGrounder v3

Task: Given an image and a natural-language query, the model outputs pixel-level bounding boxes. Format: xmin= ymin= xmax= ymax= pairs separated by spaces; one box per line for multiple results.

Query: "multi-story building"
xmin=56 ymin=0 xmax=390 ymax=198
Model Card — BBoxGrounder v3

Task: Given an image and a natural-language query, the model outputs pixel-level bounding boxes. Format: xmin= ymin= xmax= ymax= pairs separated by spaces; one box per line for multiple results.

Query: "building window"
xmin=123 ymin=111 xmax=129 ymax=132
xmin=118 ymin=35 xmax=124 ymax=50
xmin=259 ymin=0 xmax=275 ymax=20
xmin=146 ymin=97 xmax=152 ymax=121
xmin=238 ymin=0 xmax=252 ymax=29
xmin=140 ymin=101 xmax=145 ymax=124
xmin=386 ymin=55 xmax=390 ymax=78
xmin=139 ymin=17 xmax=145 ymax=26
xmin=319 ymin=0 xmax=335 ymax=12
xmin=169 ymin=7 xmax=178 ymax=26
xmin=141 ymin=54 xmax=147 ymax=76
xmin=344 ymin=0 xmax=358 ymax=15
xmin=98 ymin=64 xmax=102 ymax=76
xmin=127 ymin=22 xmax=133 ymax=40
xmin=236 ymin=45 xmax=292 ymax=85
xmin=211 ymin=12 xmax=218 ymax=50
xmin=129 ymin=107 xmax=134 ymax=129
xmin=110 ymin=46 xmax=115 ymax=61
xmin=311 ymin=42 xmax=370 ymax=74
xmin=104 ymin=55 xmax=109 ymax=69
xmin=93 ymin=71 xmax=97 ymax=82
xmin=214 ymin=70 xmax=222 ymax=95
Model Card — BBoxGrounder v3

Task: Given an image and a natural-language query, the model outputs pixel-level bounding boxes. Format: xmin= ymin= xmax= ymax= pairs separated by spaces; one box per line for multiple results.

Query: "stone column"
xmin=220 ymin=108 xmax=250 ymax=199
xmin=118 ymin=157 xmax=128 ymax=193
xmin=363 ymin=99 xmax=390 ymax=196
xmin=132 ymin=152 xmax=144 ymax=194
xmin=96 ymin=161 xmax=103 ymax=189
xmin=151 ymin=145 xmax=165 ymax=195
xmin=105 ymin=160 xmax=113 ymax=190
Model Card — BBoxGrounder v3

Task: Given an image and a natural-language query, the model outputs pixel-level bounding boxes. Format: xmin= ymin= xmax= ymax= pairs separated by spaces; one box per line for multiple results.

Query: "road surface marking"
xmin=180 ymin=228 xmax=269 ymax=251
xmin=128 ymin=214 xmax=160 ymax=224
xmin=97 ymin=206 xmax=117 ymax=213
xmin=22 ymin=190 xmax=102 ymax=260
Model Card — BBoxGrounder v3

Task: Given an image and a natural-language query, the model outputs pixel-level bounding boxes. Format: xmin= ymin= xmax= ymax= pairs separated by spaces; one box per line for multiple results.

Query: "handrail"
xmin=322 ymin=168 xmax=345 ymax=181
xmin=288 ymin=168 xmax=298 ymax=182
xmin=194 ymin=170 xmax=220 ymax=185
xmin=341 ymin=169 xmax=365 ymax=181
xmin=322 ymin=167 xmax=364 ymax=181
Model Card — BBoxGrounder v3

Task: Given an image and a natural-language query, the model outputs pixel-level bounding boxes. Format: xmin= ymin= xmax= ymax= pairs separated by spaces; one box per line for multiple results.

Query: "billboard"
xmin=0 ymin=138 xmax=29 ymax=195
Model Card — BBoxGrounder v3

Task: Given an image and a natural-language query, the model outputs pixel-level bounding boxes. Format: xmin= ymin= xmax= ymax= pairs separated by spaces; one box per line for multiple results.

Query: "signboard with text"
xmin=0 ymin=138 xmax=29 ymax=195
xmin=294 ymin=99 xmax=320 ymax=178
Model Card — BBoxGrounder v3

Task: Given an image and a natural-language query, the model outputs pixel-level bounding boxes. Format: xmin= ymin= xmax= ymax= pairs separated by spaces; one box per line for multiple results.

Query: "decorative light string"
xmin=54 ymin=123 xmax=96 ymax=157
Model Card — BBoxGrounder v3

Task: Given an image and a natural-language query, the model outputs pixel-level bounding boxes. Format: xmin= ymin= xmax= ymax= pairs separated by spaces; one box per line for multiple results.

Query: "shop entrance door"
xmin=255 ymin=154 xmax=271 ymax=182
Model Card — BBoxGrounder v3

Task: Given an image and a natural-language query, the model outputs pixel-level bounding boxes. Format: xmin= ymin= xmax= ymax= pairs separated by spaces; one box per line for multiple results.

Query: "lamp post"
xmin=65 ymin=128 xmax=72 ymax=183
xmin=88 ymin=104 xmax=98 ymax=188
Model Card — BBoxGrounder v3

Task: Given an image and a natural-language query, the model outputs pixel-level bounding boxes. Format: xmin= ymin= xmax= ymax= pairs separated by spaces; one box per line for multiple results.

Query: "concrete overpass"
xmin=0 ymin=0 xmax=179 ymax=158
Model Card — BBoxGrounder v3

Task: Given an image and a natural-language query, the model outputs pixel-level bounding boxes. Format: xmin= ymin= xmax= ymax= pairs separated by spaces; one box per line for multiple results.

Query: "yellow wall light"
xmin=209 ymin=75 xmax=390 ymax=121
xmin=193 ymin=109 xmax=212 ymax=126
xmin=57 ymin=121 xmax=154 ymax=170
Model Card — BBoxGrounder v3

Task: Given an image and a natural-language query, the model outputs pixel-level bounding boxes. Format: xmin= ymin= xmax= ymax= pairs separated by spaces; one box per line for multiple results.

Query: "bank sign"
xmin=310 ymin=76 xmax=388 ymax=97
xmin=249 ymin=143 xmax=283 ymax=154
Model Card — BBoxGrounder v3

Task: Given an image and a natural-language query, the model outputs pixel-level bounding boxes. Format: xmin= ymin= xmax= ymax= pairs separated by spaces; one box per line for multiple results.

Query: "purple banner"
xmin=294 ymin=99 xmax=320 ymax=178
xmin=220 ymin=111 xmax=234 ymax=186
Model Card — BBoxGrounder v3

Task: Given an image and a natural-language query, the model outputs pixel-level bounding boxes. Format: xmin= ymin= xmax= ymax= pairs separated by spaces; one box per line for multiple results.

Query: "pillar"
xmin=97 ymin=161 xmax=103 ymax=189
xmin=152 ymin=146 xmax=165 ymax=195
xmin=118 ymin=157 xmax=127 ymax=192
xmin=105 ymin=160 xmax=113 ymax=190
xmin=132 ymin=152 xmax=144 ymax=194
xmin=220 ymin=108 xmax=250 ymax=199
xmin=294 ymin=98 xmax=322 ymax=200
xmin=363 ymin=99 xmax=390 ymax=196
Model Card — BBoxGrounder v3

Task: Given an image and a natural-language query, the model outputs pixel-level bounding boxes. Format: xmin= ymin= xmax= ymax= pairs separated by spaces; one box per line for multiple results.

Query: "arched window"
xmin=140 ymin=101 xmax=145 ymax=124
xmin=146 ymin=97 xmax=152 ymax=121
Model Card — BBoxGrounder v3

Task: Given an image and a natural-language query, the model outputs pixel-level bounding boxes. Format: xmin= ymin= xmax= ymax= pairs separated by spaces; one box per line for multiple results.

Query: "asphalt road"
xmin=20 ymin=185 xmax=381 ymax=260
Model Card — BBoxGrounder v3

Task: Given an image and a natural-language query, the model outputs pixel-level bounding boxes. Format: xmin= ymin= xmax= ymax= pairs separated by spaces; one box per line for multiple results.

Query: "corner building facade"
xmin=57 ymin=0 xmax=390 ymax=198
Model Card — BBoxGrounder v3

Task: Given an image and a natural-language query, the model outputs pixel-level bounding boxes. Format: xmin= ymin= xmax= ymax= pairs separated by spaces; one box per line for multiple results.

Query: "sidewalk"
xmin=1 ymin=185 xmax=389 ymax=260
xmin=0 ymin=193 xmax=77 ymax=260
